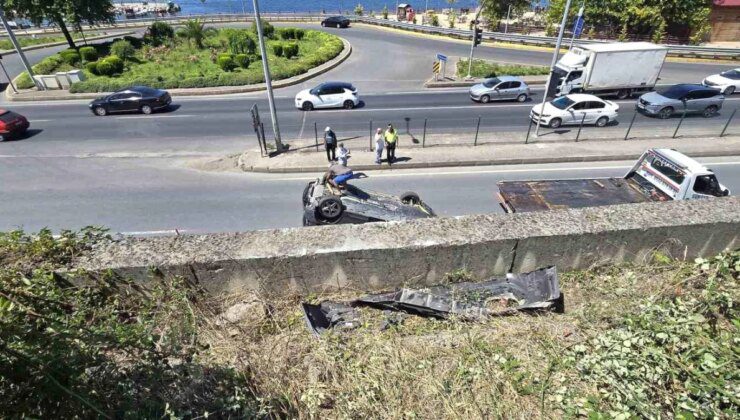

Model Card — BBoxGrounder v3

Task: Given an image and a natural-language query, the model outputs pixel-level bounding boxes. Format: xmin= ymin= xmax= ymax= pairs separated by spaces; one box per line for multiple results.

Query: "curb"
xmin=237 ymin=148 xmax=740 ymax=174
xmin=6 ymin=36 xmax=352 ymax=102
xmin=0 ymin=31 xmax=136 ymax=56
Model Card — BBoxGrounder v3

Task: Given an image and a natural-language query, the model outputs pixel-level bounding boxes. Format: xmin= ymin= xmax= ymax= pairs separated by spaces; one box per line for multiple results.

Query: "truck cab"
xmin=553 ymin=48 xmax=588 ymax=96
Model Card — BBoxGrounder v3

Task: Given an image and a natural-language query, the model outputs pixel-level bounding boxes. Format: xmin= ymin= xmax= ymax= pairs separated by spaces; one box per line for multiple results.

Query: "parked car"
xmin=469 ymin=76 xmax=530 ymax=103
xmin=0 ymin=109 xmax=29 ymax=142
xmin=321 ymin=16 xmax=351 ymax=28
xmin=294 ymin=82 xmax=359 ymax=111
xmin=636 ymin=84 xmax=723 ymax=119
xmin=530 ymin=94 xmax=619 ymax=128
xmin=89 ymin=86 xmax=172 ymax=116
xmin=702 ymin=68 xmax=740 ymax=95
xmin=302 ymin=179 xmax=436 ymax=226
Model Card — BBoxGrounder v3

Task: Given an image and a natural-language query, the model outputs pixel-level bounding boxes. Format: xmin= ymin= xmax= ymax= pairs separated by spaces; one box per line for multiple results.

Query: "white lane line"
xmin=31 ymin=119 xmax=51 ymax=122
xmin=113 ymin=114 xmax=195 ymax=120
xmin=269 ymin=160 xmax=740 ymax=181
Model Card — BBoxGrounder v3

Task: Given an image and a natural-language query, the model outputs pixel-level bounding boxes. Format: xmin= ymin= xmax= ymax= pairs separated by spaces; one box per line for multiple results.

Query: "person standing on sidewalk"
xmin=373 ymin=128 xmax=384 ymax=164
xmin=384 ymin=124 xmax=398 ymax=163
xmin=337 ymin=143 xmax=350 ymax=166
xmin=324 ymin=126 xmax=337 ymax=161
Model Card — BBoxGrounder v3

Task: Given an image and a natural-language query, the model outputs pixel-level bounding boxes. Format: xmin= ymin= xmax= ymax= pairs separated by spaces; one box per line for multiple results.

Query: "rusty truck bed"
xmin=497 ymin=175 xmax=671 ymax=213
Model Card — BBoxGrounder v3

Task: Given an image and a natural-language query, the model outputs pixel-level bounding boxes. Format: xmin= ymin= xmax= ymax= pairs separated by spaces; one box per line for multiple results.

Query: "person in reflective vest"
xmin=384 ymin=124 xmax=398 ymax=163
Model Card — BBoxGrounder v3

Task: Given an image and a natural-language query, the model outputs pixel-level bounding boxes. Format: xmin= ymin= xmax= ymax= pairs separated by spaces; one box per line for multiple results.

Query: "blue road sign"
xmin=573 ymin=16 xmax=585 ymax=37
xmin=436 ymin=53 xmax=448 ymax=62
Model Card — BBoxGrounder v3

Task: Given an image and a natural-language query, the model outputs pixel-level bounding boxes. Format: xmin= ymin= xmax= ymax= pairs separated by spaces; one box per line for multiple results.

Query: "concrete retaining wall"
xmin=75 ymin=197 xmax=740 ymax=295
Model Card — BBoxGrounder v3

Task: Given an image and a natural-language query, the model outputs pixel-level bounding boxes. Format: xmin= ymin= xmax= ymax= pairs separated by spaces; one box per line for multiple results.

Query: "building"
xmin=710 ymin=0 xmax=740 ymax=42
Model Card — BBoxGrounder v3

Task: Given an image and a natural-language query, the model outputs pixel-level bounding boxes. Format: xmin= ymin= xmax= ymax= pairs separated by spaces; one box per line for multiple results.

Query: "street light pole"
xmin=0 ymin=7 xmax=42 ymax=90
xmin=504 ymin=4 xmax=511 ymax=34
xmin=252 ymin=0 xmax=283 ymax=150
xmin=465 ymin=6 xmax=483 ymax=80
xmin=535 ymin=0 xmax=572 ymax=137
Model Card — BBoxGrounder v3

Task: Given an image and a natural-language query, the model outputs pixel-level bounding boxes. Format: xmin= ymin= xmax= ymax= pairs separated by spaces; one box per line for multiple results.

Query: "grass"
xmin=0 ymin=32 xmax=103 ymax=50
xmin=1 ymin=228 xmax=737 ymax=418
xmin=14 ymin=27 xmax=343 ymax=92
xmin=458 ymin=58 xmax=549 ymax=79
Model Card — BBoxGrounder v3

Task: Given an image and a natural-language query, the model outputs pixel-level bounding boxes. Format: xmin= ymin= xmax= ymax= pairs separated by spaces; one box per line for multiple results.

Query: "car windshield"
xmin=720 ymin=70 xmax=740 ymax=80
xmin=482 ymin=78 xmax=501 ymax=88
xmin=659 ymin=86 xmax=690 ymax=99
xmin=551 ymin=96 xmax=575 ymax=110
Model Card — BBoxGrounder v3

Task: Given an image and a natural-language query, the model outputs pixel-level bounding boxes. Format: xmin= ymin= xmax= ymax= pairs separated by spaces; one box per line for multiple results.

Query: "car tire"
xmin=316 ymin=196 xmax=343 ymax=221
xmin=616 ymin=89 xmax=631 ymax=100
xmin=94 ymin=106 xmax=107 ymax=116
xmin=596 ymin=116 xmax=609 ymax=127
xmin=702 ymin=105 xmax=718 ymax=118
xmin=400 ymin=192 xmax=421 ymax=205
xmin=516 ymin=93 xmax=528 ymax=102
xmin=302 ymin=101 xmax=314 ymax=111
xmin=0 ymin=134 xmax=5 ymax=142
xmin=321 ymin=22 xmax=325 ymax=27
xmin=658 ymin=107 xmax=673 ymax=119
xmin=549 ymin=118 xmax=562 ymax=129
xmin=480 ymin=95 xmax=490 ymax=104
xmin=343 ymin=100 xmax=355 ymax=110
xmin=141 ymin=105 xmax=153 ymax=115
xmin=725 ymin=86 xmax=735 ymax=95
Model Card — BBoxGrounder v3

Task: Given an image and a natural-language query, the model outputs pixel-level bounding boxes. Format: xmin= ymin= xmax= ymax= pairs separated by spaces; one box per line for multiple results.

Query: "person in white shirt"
xmin=373 ymin=128 xmax=384 ymax=164
xmin=337 ymin=143 xmax=350 ymax=166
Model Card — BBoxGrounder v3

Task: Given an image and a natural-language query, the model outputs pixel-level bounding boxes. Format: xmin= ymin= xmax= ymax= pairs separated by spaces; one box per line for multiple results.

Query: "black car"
xmin=321 ymin=16 xmax=350 ymax=28
xmin=302 ymin=179 xmax=436 ymax=226
xmin=89 ymin=86 xmax=172 ymax=116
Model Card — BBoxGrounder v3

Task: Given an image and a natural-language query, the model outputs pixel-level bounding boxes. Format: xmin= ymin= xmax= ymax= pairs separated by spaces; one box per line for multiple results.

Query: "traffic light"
xmin=473 ymin=28 xmax=483 ymax=47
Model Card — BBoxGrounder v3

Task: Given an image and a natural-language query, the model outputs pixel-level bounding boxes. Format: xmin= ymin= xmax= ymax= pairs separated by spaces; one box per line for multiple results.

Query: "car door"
xmin=106 ymin=93 xmax=125 ymax=112
xmin=324 ymin=86 xmax=345 ymax=108
xmin=123 ymin=92 xmax=143 ymax=112
xmin=690 ymin=174 xmax=726 ymax=199
xmin=109 ymin=92 xmax=138 ymax=112
xmin=567 ymin=101 xmax=587 ymax=124
xmin=585 ymin=101 xmax=606 ymax=123
xmin=682 ymin=90 xmax=705 ymax=113
xmin=495 ymin=81 xmax=513 ymax=100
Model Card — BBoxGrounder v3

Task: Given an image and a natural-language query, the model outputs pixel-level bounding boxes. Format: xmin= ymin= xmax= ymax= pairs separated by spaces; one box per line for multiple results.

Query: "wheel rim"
xmin=726 ymin=87 xmax=735 ymax=95
xmin=344 ymin=101 xmax=354 ymax=109
xmin=597 ymin=117 xmax=608 ymax=127
xmin=704 ymin=107 xmax=717 ymax=117
xmin=95 ymin=107 xmax=106 ymax=116
xmin=517 ymin=94 xmax=526 ymax=102
xmin=303 ymin=102 xmax=313 ymax=111
xmin=617 ymin=90 xmax=629 ymax=99
xmin=481 ymin=95 xmax=489 ymax=103
xmin=659 ymin=108 xmax=672 ymax=119
xmin=550 ymin=118 xmax=561 ymax=128
xmin=142 ymin=106 xmax=152 ymax=114
xmin=320 ymin=201 xmax=341 ymax=218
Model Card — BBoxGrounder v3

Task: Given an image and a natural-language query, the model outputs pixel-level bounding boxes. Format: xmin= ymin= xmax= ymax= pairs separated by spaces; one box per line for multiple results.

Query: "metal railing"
xmin=353 ymin=16 xmax=740 ymax=60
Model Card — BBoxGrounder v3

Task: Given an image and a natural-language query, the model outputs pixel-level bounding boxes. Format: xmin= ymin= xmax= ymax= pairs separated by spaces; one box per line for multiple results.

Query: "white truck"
xmin=497 ymin=149 xmax=731 ymax=213
xmin=554 ymin=42 xmax=668 ymax=99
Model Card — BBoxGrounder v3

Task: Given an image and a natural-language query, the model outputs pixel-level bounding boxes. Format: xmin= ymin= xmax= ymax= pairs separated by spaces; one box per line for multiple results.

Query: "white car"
xmin=294 ymin=82 xmax=359 ymax=111
xmin=530 ymin=94 xmax=619 ymax=129
xmin=702 ymin=68 xmax=740 ymax=95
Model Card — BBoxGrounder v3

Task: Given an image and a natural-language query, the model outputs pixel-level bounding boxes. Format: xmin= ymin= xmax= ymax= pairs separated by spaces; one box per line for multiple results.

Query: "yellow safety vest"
xmin=384 ymin=130 xmax=398 ymax=144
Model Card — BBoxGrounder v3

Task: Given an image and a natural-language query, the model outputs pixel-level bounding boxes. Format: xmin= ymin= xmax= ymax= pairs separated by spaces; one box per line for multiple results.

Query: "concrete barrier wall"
xmin=75 ymin=197 xmax=740 ymax=295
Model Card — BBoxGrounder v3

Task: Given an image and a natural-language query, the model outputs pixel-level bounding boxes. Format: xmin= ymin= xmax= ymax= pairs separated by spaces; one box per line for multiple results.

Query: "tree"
xmin=2 ymin=0 xmax=115 ymax=49
xmin=447 ymin=0 xmax=457 ymax=29
xmin=177 ymin=19 xmax=216 ymax=49
xmin=480 ymin=0 xmax=531 ymax=27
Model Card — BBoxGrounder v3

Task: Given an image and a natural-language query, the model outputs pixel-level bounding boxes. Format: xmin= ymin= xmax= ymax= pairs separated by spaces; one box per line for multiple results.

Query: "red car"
xmin=0 ymin=109 xmax=29 ymax=141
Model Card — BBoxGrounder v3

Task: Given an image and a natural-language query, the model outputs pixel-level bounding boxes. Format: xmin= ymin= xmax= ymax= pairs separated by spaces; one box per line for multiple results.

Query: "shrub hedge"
xmin=234 ymin=53 xmax=250 ymax=69
xmin=79 ymin=46 xmax=98 ymax=62
xmin=59 ymin=49 xmax=81 ymax=65
xmin=95 ymin=60 xmax=115 ymax=76
xmin=272 ymin=43 xmax=283 ymax=57
xmin=110 ymin=40 xmax=135 ymax=61
xmin=283 ymin=43 xmax=299 ymax=59
xmin=85 ymin=61 xmax=99 ymax=75
xmin=217 ymin=55 xmax=236 ymax=71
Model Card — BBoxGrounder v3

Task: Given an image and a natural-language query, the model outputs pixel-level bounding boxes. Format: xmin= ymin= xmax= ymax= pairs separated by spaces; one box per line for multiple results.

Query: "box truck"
xmin=554 ymin=42 xmax=668 ymax=99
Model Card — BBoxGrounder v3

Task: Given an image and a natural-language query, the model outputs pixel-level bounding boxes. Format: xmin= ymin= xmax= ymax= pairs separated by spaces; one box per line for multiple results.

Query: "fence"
xmin=276 ymin=102 xmax=740 ymax=154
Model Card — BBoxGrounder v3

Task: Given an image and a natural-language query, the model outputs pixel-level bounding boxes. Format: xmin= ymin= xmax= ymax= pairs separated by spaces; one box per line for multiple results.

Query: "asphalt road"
xmin=2 ymin=157 xmax=739 ymax=234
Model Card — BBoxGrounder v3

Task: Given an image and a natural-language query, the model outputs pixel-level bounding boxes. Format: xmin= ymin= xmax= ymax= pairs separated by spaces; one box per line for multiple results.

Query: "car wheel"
xmin=725 ymin=86 xmax=735 ymax=95
xmin=141 ymin=105 xmax=153 ymax=115
xmin=658 ymin=107 xmax=673 ymax=119
xmin=480 ymin=94 xmax=490 ymax=104
xmin=596 ymin=116 xmax=609 ymax=127
xmin=343 ymin=100 xmax=355 ymax=110
xmin=616 ymin=89 xmax=631 ymax=100
xmin=549 ymin=118 xmax=562 ymax=129
xmin=302 ymin=101 xmax=314 ymax=111
xmin=702 ymin=105 xmax=718 ymax=118
xmin=400 ymin=192 xmax=421 ymax=206
xmin=316 ymin=196 xmax=343 ymax=221
xmin=321 ymin=22 xmax=325 ymax=27
xmin=516 ymin=93 xmax=528 ymax=102
xmin=94 ymin=106 xmax=107 ymax=116
xmin=0 ymin=134 xmax=5 ymax=142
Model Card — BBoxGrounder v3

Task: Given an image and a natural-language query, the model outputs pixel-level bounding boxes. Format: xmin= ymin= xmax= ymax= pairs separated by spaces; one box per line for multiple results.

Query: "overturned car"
xmin=302 ymin=178 xmax=436 ymax=226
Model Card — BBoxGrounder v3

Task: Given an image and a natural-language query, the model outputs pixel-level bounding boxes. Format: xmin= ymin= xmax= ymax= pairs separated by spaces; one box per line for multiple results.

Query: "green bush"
xmin=227 ymin=30 xmax=256 ymax=55
xmin=59 ymin=49 xmax=81 ymax=65
xmin=110 ymin=39 xmax=135 ymax=61
xmin=217 ymin=55 xmax=236 ymax=71
xmin=272 ymin=43 xmax=283 ymax=57
xmin=283 ymin=43 xmax=299 ymax=59
xmin=34 ymin=55 xmax=64 ymax=74
xmin=430 ymin=14 xmax=440 ymax=27
xmin=250 ymin=20 xmax=275 ymax=38
xmin=123 ymin=35 xmax=143 ymax=49
xmin=294 ymin=29 xmax=305 ymax=40
xmin=104 ymin=55 xmax=125 ymax=73
xmin=234 ymin=53 xmax=250 ymax=69
xmin=147 ymin=21 xmax=175 ymax=45
xmin=278 ymin=27 xmax=295 ymax=40
xmin=79 ymin=46 xmax=98 ymax=62
xmin=95 ymin=60 xmax=115 ymax=76
xmin=84 ymin=61 xmax=99 ymax=75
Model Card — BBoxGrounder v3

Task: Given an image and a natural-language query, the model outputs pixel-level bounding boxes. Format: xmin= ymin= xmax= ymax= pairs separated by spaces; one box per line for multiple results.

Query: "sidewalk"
xmin=237 ymin=135 xmax=740 ymax=173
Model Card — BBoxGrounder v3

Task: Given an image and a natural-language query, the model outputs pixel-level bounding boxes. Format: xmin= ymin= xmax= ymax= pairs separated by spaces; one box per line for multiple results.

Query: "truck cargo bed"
xmin=497 ymin=175 xmax=671 ymax=213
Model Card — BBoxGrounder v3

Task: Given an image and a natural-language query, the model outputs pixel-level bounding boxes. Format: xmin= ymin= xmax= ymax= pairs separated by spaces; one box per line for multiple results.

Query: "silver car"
xmin=469 ymin=76 xmax=530 ymax=103
xmin=636 ymin=84 xmax=724 ymax=119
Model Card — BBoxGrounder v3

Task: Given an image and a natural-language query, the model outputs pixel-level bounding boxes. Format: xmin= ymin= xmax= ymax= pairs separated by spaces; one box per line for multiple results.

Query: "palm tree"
xmin=177 ymin=19 xmax=216 ymax=49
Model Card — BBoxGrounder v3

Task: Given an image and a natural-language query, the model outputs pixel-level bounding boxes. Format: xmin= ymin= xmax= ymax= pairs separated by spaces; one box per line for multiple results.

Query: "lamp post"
xmin=534 ymin=0 xmax=572 ymax=137
xmin=465 ymin=5 xmax=483 ymax=80
xmin=0 ymin=7 xmax=42 ymax=90
xmin=253 ymin=0 xmax=283 ymax=150
xmin=504 ymin=4 xmax=511 ymax=34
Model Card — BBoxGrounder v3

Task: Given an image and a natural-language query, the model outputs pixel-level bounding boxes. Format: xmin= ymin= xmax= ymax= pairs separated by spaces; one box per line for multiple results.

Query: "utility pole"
xmin=504 ymin=4 xmax=511 ymax=34
xmin=535 ymin=0 xmax=572 ymax=137
xmin=465 ymin=6 xmax=483 ymax=80
xmin=0 ymin=7 xmax=43 ymax=90
xmin=252 ymin=0 xmax=283 ymax=150
xmin=0 ymin=57 xmax=17 ymax=94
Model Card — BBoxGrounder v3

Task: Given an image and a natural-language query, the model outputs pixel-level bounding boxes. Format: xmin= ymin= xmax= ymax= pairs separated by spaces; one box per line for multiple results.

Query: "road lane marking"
xmin=113 ymin=114 xmax=195 ymax=120
xmin=268 ymin=160 xmax=740 ymax=181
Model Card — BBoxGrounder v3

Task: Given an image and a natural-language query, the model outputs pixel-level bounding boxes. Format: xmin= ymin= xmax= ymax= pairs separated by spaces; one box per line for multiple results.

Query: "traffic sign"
xmin=432 ymin=61 xmax=441 ymax=74
xmin=573 ymin=16 xmax=585 ymax=37
xmin=436 ymin=53 xmax=448 ymax=62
